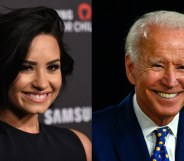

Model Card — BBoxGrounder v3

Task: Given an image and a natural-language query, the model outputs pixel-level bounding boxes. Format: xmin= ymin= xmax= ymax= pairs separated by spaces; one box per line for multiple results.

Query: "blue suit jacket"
xmin=92 ymin=92 xmax=184 ymax=161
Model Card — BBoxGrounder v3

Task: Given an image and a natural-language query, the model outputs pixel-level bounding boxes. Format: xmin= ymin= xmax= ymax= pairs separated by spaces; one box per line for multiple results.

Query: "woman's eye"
xmin=48 ymin=64 xmax=60 ymax=71
xmin=20 ymin=64 xmax=33 ymax=71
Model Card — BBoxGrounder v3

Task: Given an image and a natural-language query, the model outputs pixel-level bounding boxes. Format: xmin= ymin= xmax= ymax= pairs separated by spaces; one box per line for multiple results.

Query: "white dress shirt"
xmin=133 ymin=94 xmax=179 ymax=161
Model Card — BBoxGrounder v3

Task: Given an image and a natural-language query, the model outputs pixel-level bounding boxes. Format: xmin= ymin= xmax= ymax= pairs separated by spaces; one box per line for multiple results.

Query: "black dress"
xmin=0 ymin=121 xmax=86 ymax=161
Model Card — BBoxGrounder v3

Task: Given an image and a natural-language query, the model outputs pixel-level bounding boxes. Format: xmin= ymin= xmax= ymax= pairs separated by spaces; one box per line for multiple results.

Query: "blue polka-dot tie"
xmin=151 ymin=127 xmax=170 ymax=161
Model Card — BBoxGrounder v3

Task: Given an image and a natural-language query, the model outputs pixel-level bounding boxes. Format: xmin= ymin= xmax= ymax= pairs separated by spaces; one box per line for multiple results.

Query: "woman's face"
xmin=8 ymin=34 xmax=62 ymax=115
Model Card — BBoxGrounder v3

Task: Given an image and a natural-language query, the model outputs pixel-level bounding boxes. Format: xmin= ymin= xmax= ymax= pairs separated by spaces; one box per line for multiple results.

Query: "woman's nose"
xmin=32 ymin=70 xmax=49 ymax=90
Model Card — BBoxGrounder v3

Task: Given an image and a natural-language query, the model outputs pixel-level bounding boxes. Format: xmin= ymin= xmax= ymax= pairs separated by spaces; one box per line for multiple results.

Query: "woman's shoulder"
xmin=70 ymin=129 xmax=92 ymax=161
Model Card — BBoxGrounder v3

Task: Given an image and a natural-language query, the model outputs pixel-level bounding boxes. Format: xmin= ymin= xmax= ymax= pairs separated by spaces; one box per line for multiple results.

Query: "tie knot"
xmin=153 ymin=126 xmax=170 ymax=141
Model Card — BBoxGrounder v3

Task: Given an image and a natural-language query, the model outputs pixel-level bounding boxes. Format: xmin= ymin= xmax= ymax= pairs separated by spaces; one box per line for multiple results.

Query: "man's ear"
xmin=125 ymin=54 xmax=136 ymax=85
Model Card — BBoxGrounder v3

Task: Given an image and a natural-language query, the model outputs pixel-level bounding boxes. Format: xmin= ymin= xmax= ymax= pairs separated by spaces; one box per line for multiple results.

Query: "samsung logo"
xmin=43 ymin=106 xmax=92 ymax=124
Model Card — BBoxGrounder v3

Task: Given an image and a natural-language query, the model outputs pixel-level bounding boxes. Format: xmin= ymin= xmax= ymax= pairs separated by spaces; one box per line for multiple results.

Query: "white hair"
xmin=125 ymin=10 xmax=184 ymax=62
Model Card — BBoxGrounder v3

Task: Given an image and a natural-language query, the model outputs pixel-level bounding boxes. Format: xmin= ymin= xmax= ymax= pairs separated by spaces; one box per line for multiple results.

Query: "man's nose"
xmin=161 ymin=68 xmax=179 ymax=88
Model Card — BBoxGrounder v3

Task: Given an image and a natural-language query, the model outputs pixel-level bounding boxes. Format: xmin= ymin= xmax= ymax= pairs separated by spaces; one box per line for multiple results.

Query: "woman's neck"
xmin=0 ymin=108 xmax=40 ymax=134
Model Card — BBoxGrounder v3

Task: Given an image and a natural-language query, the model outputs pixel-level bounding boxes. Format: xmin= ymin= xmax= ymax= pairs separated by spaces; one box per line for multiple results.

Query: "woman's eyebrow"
xmin=23 ymin=60 xmax=37 ymax=65
xmin=47 ymin=59 xmax=60 ymax=65
xmin=23 ymin=59 xmax=60 ymax=65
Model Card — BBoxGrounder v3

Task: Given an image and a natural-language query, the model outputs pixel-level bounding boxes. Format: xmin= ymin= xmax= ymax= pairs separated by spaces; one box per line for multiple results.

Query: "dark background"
xmin=92 ymin=0 xmax=184 ymax=112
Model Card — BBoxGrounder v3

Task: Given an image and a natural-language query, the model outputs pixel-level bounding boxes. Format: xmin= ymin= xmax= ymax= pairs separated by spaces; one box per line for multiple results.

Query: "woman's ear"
xmin=125 ymin=54 xmax=136 ymax=85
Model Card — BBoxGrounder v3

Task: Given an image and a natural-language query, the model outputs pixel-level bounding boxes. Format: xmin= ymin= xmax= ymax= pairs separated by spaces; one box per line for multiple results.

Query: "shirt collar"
xmin=133 ymin=94 xmax=179 ymax=138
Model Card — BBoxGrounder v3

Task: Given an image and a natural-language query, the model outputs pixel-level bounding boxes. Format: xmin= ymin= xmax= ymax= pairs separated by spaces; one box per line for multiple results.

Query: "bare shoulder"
xmin=70 ymin=129 xmax=92 ymax=161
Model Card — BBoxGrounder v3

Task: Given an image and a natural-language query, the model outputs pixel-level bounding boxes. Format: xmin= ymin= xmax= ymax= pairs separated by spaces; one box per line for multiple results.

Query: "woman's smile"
xmin=23 ymin=92 xmax=51 ymax=103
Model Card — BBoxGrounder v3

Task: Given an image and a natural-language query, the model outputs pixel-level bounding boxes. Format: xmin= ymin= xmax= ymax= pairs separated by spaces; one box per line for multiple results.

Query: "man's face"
xmin=126 ymin=25 xmax=184 ymax=125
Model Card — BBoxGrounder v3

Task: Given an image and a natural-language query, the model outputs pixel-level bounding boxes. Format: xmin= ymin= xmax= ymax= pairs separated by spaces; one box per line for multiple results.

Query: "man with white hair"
xmin=93 ymin=10 xmax=184 ymax=161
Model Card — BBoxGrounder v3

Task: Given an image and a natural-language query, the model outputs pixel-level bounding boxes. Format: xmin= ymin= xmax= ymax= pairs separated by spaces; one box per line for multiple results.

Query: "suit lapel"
xmin=113 ymin=92 xmax=150 ymax=161
xmin=175 ymin=109 xmax=184 ymax=161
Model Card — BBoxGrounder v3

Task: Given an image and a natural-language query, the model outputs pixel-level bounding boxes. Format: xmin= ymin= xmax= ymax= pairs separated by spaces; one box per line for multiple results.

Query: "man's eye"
xmin=48 ymin=64 xmax=60 ymax=71
xmin=20 ymin=65 xmax=33 ymax=71
xmin=152 ymin=64 xmax=162 ymax=68
xmin=151 ymin=63 xmax=164 ymax=71
xmin=151 ymin=64 xmax=164 ymax=71
xmin=177 ymin=65 xmax=184 ymax=70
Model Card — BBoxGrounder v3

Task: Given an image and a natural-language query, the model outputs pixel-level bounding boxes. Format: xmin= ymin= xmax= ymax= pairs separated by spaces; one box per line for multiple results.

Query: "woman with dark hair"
xmin=0 ymin=6 xmax=91 ymax=161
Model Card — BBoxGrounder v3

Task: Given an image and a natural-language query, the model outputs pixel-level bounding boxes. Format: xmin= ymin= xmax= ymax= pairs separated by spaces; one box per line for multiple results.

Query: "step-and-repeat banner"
xmin=0 ymin=0 xmax=91 ymax=139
